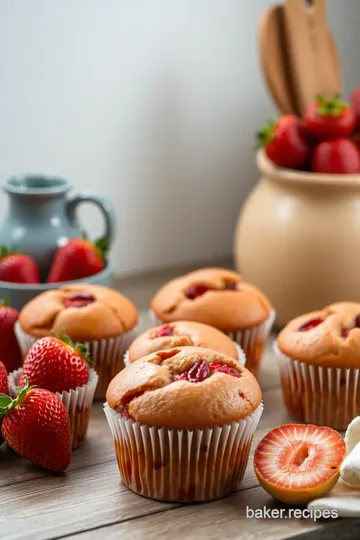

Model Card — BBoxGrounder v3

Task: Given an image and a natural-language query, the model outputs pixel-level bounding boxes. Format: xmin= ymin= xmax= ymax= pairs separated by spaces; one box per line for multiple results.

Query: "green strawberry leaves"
xmin=0 ymin=376 xmax=36 ymax=418
xmin=255 ymin=119 xmax=277 ymax=148
xmin=94 ymin=236 xmax=108 ymax=260
xmin=316 ymin=93 xmax=349 ymax=117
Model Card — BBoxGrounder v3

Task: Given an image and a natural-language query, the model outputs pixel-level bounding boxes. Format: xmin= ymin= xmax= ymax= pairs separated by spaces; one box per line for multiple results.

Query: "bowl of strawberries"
xmin=0 ymin=236 xmax=111 ymax=310
xmin=235 ymin=91 xmax=360 ymax=327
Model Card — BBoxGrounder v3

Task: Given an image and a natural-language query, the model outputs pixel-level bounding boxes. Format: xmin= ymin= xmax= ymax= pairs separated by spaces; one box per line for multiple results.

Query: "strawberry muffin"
xmin=276 ymin=302 xmax=360 ymax=430
xmin=125 ymin=321 xmax=245 ymax=366
xmin=150 ymin=268 xmax=274 ymax=376
xmin=104 ymin=346 xmax=263 ymax=502
xmin=15 ymin=284 xmax=138 ymax=399
xmin=8 ymin=334 xmax=98 ymax=449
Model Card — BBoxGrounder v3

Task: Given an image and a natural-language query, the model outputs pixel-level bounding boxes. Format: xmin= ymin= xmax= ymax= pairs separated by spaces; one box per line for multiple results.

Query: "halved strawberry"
xmin=254 ymin=424 xmax=346 ymax=504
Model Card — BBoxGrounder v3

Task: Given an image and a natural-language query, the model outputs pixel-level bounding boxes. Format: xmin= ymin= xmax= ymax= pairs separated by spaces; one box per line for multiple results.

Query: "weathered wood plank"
xmin=0 ymin=386 xmax=287 ymax=540
xmin=65 ymin=485 xmax=323 ymax=540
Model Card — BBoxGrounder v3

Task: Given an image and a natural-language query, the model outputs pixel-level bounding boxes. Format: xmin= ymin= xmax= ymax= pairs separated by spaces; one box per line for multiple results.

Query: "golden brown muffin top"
xmin=19 ymin=284 xmax=138 ymax=341
xmin=150 ymin=268 xmax=272 ymax=331
xmin=277 ymin=302 xmax=360 ymax=368
xmin=106 ymin=346 xmax=262 ymax=429
xmin=128 ymin=321 xmax=238 ymax=363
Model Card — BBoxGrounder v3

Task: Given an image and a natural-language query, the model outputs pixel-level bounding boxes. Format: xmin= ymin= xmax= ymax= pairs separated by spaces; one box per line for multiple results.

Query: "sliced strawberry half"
xmin=254 ymin=424 xmax=346 ymax=504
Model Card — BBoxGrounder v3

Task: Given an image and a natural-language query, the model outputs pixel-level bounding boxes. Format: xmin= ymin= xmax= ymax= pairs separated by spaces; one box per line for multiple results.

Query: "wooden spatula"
xmin=258 ymin=0 xmax=341 ymax=116
xmin=283 ymin=0 xmax=341 ymax=116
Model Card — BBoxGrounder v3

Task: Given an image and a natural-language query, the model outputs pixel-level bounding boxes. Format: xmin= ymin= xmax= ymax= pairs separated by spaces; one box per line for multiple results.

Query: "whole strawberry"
xmin=312 ymin=138 xmax=360 ymax=174
xmin=47 ymin=236 xmax=107 ymax=283
xmin=0 ymin=246 xmax=40 ymax=284
xmin=0 ymin=378 xmax=71 ymax=471
xmin=0 ymin=361 xmax=9 ymax=445
xmin=257 ymin=115 xmax=309 ymax=169
xmin=304 ymin=94 xmax=356 ymax=140
xmin=350 ymin=88 xmax=360 ymax=129
xmin=20 ymin=332 xmax=90 ymax=393
xmin=0 ymin=299 xmax=22 ymax=372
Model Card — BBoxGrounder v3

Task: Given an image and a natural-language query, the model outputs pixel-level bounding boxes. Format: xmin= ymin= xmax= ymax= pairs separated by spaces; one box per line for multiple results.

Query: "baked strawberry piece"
xmin=254 ymin=424 xmax=345 ymax=504
xmin=0 ymin=378 xmax=71 ymax=471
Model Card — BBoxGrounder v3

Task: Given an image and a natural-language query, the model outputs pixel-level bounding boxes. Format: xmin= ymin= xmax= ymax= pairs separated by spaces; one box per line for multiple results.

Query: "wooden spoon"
xmin=258 ymin=1 xmax=341 ymax=116
xmin=283 ymin=0 xmax=341 ymax=116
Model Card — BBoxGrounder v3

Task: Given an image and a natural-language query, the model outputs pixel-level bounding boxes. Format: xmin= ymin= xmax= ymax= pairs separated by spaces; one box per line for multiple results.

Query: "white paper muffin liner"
xmin=14 ymin=321 xmax=137 ymax=400
xmin=149 ymin=309 xmax=275 ymax=378
xmin=123 ymin=341 xmax=246 ymax=368
xmin=104 ymin=401 xmax=263 ymax=502
xmin=274 ymin=341 xmax=360 ymax=430
xmin=8 ymin=367 xmax=98 ymax=450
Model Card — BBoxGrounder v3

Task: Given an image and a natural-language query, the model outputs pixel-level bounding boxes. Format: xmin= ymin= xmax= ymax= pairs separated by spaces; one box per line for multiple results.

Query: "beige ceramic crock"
xmin=235 ymin=150 xmax=360 ymax=327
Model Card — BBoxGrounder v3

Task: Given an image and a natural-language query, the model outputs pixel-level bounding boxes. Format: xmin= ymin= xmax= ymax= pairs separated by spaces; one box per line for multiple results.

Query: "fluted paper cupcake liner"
xmin=14 ymin=321 xmax=137 ymax=400
xmin=149 ymin=309 xmax=275 ymax=378
xmin=123 ymin=341 xmax=246 ymax=368
xmin=274 ymin=341 xmax=360 ymax=430
xmin=104 ymin=401 xmax=263 ymax=502
xmin=8 ymin=368 xmax=98 ymax=450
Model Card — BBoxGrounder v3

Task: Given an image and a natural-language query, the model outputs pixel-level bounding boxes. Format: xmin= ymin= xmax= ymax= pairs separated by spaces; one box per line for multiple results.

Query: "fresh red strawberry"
xmin=0 ymin=361 xmax=8 ymax=395
xmin=352 ymin=131 xmax=360 ymax=152
xmin=0 ymin=378 xmax=71 ymax=471
xmin=254 ymin=424 xmax=346 ymax=504
xmin=312 ymin=138 xmax=360 ymax=174
xmin=304 ymin=93 xmax=355 ymax=140
xmin=47 ymin=236 xmax=107 ymax=283
xmin=350 ymin=88 xmax=360 ymax=129
xmin=0 ymin=299 xmax=22 ymax=372
xmin=20 ymin=333 xmax=90 ymax=393
xmin=0 ymin=361 xmax=8 ymax=445
xmin=257 ymin=115 xmax=309 ymax=169
xmin=0 ymin=246 xmax=40 ymax=284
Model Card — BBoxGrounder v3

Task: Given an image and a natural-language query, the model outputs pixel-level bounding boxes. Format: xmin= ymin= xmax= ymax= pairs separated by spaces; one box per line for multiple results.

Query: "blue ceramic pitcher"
xmin=0 ymin=175 xmax=116 ymax=279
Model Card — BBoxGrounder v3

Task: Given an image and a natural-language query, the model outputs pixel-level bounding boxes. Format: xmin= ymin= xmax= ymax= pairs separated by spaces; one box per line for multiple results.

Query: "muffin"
xmin=15 ymin=284 xmax=138 ymax=399
xmin=150 ymin=268 xmax=274 ymax=376
xmin=104 ymin=346 xmax=263 ymax=502
xmin=125 ymin=320 xmax=245 ymax=366
xmin=276 ymin=302 xmax=360 ymax=430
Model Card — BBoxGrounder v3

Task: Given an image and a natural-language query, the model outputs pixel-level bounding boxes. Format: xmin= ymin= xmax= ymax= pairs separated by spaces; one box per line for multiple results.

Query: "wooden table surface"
xmin=1 ymin=267 xmax=359 ymax=540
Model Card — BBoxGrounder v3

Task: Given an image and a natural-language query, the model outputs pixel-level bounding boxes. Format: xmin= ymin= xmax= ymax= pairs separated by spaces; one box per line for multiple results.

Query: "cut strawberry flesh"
xmin=210 ymin=361 xmax=240 ymax=378
xmin=152 ymin=324 xmax=174 ymax=338
xmin=342 ymin=329 xmax=350 ymax=338
xmin=299 ymin=318 xmax=324 ymax=331
xmin=64 ymin=292 xmax=95 ymax=308
xmin=184 ymin=283 xmax=209 ymax=300
xmin=254 ymin=424 xmax=345 ymax=490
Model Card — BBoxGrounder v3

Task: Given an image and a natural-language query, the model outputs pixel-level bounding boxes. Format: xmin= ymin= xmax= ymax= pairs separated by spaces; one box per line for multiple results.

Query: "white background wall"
xmin=0 ymin=0 xmax=358 ymax=276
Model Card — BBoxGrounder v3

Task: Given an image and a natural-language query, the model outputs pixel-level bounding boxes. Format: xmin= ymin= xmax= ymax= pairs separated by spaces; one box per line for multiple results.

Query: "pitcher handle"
xmin=66 ymin=191 xmax=116 ymax=248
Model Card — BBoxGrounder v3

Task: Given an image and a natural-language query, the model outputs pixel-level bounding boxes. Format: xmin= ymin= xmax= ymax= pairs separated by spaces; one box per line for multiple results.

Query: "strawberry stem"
xmin=52 ymin=329 xmax=92 ymax=366
xmin=316 ymin=93 xmax=349 ymax=117
xmin=0 ymin=298 xmax=9 ymax=307
xmin=94 ymin=236 xmax=108 ymax=260
xmin=0 ymin=376 xmax=36 ymax=418
xmin=255 ymin=119 xmax=277 ymax=149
